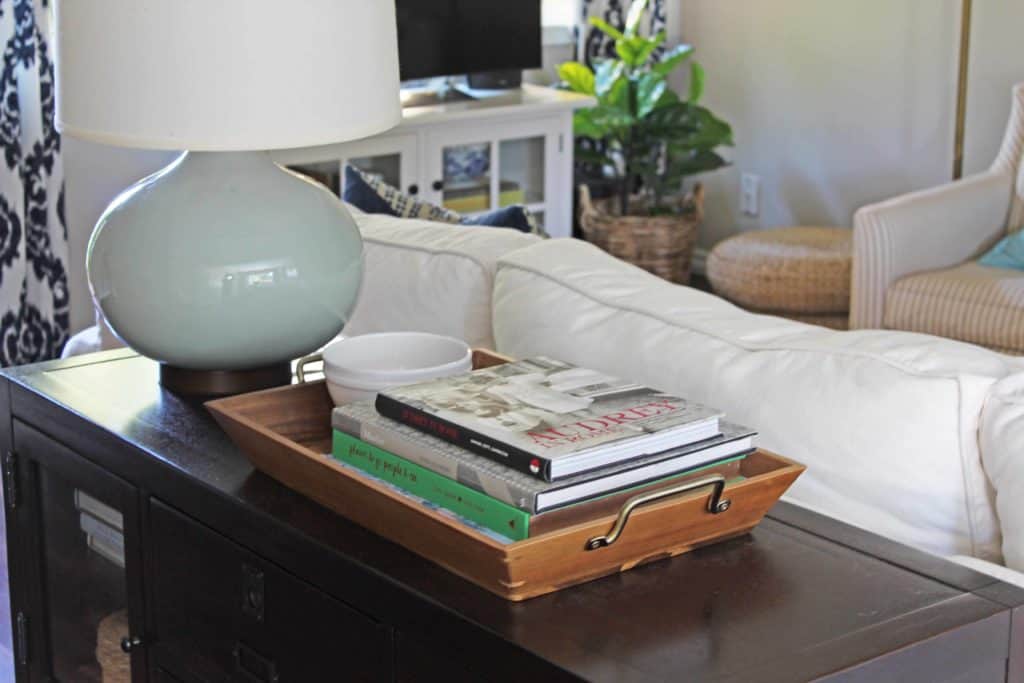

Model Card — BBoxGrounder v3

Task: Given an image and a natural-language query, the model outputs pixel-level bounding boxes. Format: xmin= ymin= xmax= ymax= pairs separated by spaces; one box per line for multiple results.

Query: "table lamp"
xmin=54 ymin=0 xmax=401 ymax=395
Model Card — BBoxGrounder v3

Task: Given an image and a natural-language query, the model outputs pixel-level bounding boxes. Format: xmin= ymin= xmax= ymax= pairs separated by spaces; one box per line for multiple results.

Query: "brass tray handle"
xmin=294 ymin=353 xmax=323 ymax=384
xmin=585 ymin=475 xmax=731 ymax=551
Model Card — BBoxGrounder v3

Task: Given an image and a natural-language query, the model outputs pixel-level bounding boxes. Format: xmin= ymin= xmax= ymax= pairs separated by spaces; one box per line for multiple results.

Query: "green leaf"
xmin=605 ymin=76 xmax=630 ymax=110
xmin=558 ymin=62 xmax=596 ymax=95
xmin=637 ymin=73 xmax=667 ymax=118
xmin=668 ymin=149 xmax=729 ymax=178
xmin=589 ymin=16 xmax=625 ymax=42
xmin=643 ymin=101 xmax=695 ymax=134
xmin=655 ymin=88 xmax=680 ymax=110
xmin=635 ymin=31 xmax=667 ymax=66
xmin=573 ymin=109 xmax=608 ymax=139
xmin=573 ymin=105 xmax=635 ymax=140
xmin=681 ymin=106 xmax=734 ymax=147
xmin=594 ymin=60 xmax=625 ymax=97
xmin=652 ymin=44 xmax=694 ymax=77
xmin=625 ymin=0 xmax=650 ymax=36
xmin=615 ymin=36 xmax=640 ymax=67
xmin=688 ymin=62 xmax=706 ymax=103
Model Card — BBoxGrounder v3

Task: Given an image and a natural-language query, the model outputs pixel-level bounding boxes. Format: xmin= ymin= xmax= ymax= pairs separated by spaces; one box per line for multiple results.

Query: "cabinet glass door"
xmin=273 ymin=134 xmax=419 ymax=199
xmin=284 ymin=161 xmax=341 ymax=195
xmin=441 ymin=142 xmax=492 ymax=213
xmin=426 ymin=121 xmax=558 ymax=232
xmin=499 ymin=137 xmax=545 ymax=208
xmin=38 ymin=468 xmax=130 ymax=682
xmin=347 ymin=153 xmax=402 ymax=189
xmin=11 ymin=424 xmax=144 ymax=683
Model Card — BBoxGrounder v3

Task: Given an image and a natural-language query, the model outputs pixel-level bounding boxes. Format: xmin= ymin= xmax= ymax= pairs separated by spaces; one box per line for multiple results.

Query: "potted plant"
xmin=559 ymin=0 xmax=733 ymax=284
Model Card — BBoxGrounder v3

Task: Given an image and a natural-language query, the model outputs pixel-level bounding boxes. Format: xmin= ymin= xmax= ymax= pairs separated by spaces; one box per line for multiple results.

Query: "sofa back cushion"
xmin=345 ymin=209 xmax=539 ymax=348
xmin=981 ymin=373 xmax=1024 ymax=570
xmin=493 ymin=238 xmax=1022 ymax=565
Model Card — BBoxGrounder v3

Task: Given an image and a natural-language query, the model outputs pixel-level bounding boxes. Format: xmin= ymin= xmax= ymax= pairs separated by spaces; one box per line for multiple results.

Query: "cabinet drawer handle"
xmin=120 ymin=635 xmax=144 ymax=653
xmin=234 ymin=642 xmax=279 ymax=683
xmin=431 ymin=180 xmax=444 ymax=192
xmin=585 ymin=475 xmax=731 ymax=550
xmin=295 ymin=352 xmax=323 ymax=384
xmin=408 ymin=184 xmax=419 ymax=196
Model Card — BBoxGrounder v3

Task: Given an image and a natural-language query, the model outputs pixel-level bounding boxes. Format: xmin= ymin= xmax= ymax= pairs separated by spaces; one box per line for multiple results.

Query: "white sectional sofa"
xmin=66 ymin=210 xmax=1024 ymax=583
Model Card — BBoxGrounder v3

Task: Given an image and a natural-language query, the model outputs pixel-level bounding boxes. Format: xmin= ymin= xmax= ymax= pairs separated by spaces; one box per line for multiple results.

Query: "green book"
xmin=332 ymin=429 xmax=531 ymax=540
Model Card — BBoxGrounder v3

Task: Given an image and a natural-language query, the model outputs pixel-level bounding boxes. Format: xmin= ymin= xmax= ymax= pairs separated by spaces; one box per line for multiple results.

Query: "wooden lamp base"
xmin=160 ymin=363 xmax=292 ymax=398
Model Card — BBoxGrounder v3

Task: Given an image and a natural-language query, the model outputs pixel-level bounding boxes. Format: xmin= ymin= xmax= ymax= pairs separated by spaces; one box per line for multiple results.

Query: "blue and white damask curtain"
xmin=0 ymin=0 xmax=67 ymax=366
xmin=579 ymin=0 xmax=668 ymax=67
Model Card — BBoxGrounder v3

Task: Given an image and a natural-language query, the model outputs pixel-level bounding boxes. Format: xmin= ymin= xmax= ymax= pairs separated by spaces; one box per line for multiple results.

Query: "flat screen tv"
xmin=395 ymin=0 xmax=543 ymax=82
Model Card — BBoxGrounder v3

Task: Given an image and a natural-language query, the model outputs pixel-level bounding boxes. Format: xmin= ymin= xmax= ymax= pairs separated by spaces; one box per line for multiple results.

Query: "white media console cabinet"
xmin=273 ymin=84 xmax=594 ymax=238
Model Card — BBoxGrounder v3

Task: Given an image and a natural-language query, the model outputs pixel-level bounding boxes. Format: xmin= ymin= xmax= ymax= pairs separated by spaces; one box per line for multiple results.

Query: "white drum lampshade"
xmin=56 ymin=0 xmax=401 ymax=150
xmin=54 ymin=0 xmax=403 ymax=395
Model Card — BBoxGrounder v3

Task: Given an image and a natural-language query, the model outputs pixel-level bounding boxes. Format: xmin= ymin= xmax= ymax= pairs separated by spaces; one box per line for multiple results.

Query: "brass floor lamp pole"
xmin=953 ymin=0 xmax=973 ymax=180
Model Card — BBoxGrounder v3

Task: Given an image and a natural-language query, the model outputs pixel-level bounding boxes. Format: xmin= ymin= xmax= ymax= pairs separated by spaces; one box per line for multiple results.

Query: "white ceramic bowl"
xmin=319 ymin=332 xmax=472 ymax=406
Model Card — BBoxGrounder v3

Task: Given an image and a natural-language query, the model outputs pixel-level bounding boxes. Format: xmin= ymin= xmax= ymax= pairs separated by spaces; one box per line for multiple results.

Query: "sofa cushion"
xmin=883 ymin=261 xmax=1024 ymax=353
xmin=980 ymin=372 xmax=1024 ymax=571
xmin=346 ymin=209 xmax=539 ymax=348
xmin=493 ymin=238 xmax=1024 ymax=565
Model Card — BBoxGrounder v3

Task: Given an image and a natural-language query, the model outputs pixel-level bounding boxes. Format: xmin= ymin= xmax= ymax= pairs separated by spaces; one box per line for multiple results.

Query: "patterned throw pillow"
xmin=343 ymin=165 xmax=545 ymax=236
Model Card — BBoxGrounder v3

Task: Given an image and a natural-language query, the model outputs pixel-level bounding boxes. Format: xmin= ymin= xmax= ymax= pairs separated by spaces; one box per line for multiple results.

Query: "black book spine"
xmin=374 ymin=393 xmax=552 ymax=481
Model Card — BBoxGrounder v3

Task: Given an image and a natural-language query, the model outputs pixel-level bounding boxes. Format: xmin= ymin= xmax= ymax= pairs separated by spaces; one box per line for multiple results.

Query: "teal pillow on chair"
xmin=979 ymin=231 xmax=1024 ymax=270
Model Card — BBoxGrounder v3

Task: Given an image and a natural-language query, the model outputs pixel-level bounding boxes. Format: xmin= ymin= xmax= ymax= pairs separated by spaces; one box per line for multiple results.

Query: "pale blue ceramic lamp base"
xmin=88 ymin=151 xmax=363 ymax=393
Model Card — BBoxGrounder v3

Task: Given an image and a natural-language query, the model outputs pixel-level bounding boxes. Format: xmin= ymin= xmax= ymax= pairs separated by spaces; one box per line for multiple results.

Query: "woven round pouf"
xmin=707 ymin=227 xmax=852 ymax=329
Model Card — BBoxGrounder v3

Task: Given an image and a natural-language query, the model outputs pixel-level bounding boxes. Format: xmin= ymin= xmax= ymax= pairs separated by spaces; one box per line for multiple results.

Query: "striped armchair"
xmin=850 ymin=83 xmax=1024 ymax=353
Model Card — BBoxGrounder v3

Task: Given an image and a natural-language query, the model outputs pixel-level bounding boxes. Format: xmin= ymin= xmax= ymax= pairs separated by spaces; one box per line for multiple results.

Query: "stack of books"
xmin=331 ymin=357 xmax=756 ymax=542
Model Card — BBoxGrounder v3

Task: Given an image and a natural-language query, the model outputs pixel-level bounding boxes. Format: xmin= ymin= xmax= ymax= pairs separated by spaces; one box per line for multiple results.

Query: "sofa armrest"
xmin=850 ymin=171 xmax=1014 ymax=329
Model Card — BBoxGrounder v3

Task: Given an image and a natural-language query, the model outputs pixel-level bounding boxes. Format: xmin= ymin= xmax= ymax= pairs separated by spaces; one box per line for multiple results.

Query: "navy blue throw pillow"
xmin=342 ymin=165 xmax=543 ymax=235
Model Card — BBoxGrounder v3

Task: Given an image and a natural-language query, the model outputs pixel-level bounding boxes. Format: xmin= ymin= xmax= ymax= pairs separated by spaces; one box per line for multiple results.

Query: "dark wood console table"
xmin=1 ymin=350 xmax=1022 ymax=682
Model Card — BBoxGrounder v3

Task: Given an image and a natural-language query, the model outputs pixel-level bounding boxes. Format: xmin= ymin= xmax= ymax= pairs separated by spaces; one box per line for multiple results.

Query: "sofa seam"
xmin=364 ymin=235 xmax=523 ymax=277
xmin=495 ymin=259 xmax=1012 ymax=382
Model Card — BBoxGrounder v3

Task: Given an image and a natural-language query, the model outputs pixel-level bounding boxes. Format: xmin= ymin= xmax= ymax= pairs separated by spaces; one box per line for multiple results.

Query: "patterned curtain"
xmin=0 ymin=0 xmax=66 ymax=366
xmin=579 ymin=0 xmax=668 ymax=68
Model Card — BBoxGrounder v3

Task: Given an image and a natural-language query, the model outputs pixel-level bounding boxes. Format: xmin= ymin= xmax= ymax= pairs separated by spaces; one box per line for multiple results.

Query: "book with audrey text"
xmin=375 ymin=357 xmax=722 ymax=481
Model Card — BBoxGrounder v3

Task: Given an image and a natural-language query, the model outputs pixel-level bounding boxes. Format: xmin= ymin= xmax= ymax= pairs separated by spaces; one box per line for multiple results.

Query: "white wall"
xmin=962 ymin=0 xmax=1024 ymax=174
xmin=676 ymin=0 xmax=1024 ymax=248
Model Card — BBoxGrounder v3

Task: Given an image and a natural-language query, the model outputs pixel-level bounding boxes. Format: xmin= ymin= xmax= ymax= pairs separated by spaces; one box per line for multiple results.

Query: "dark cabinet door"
xmin=150 ymin=499 xmax=392 ymax=682
xmin=7 ymin=420 xmax=146 ymax=682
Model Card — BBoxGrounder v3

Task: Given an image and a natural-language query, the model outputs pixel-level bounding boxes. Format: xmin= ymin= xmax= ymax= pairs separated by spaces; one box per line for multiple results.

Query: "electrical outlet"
xmin=741 ymin=173 xmax=761 ymax=216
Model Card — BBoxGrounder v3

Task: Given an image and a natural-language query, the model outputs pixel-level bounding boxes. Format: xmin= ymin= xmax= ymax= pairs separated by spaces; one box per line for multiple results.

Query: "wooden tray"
xmin=208 ymin=351 xmax=805 ymax=601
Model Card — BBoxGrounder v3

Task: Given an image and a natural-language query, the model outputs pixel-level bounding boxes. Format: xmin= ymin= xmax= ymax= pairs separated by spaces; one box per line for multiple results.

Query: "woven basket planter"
xmin=579 ymin=183 xmax=704 ymax=285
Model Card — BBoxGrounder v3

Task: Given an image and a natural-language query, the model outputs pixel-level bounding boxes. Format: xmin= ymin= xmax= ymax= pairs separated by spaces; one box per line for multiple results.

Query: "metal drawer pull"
xmin=585 ymin=475 xmax=731 ymax=550
xmin=295 ymin=352 xmax=323 ymax=384
xmin=120 ymin=635 xmax=144 ymax=653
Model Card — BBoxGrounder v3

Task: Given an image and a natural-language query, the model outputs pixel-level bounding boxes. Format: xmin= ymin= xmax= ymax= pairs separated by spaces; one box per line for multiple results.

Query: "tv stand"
xmin=273 ymin=83 xmax=596 ymax=238
xmin=401 ymin=87 xmax=477 ymax=109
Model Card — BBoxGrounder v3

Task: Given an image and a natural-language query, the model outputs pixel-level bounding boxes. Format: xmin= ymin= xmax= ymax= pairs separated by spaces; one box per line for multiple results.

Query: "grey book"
xmin=334 ymin=401 xmax=756 ymax=514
